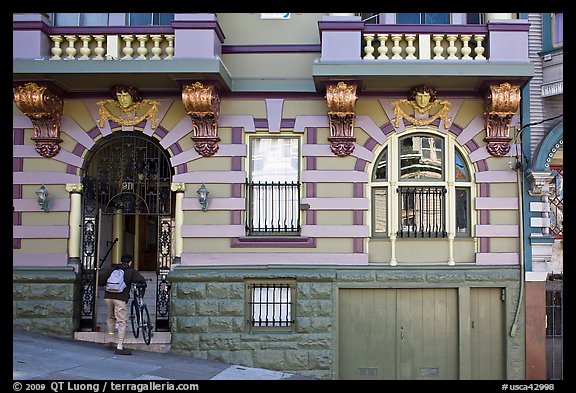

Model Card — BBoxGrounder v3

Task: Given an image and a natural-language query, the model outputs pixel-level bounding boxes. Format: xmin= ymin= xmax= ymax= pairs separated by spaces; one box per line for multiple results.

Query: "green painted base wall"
xmin=167 ymin=265 xmax=526 ymax=380
xmin=13 ymin=267 xmax=80 ymax=337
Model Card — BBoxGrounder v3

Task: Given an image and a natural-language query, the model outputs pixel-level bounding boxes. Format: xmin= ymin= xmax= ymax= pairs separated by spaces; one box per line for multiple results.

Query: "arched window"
xmin=371 ymin=131 xmax=473 ymax=238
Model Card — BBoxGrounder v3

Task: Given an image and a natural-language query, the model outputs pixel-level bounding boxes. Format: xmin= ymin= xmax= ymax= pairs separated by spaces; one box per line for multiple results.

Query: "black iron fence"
xmin=245 ymin=181 xmax=300 ymax=234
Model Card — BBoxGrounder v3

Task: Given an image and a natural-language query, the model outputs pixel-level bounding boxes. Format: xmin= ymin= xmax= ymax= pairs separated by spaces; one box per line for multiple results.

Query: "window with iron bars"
xmin=246 ymin=281 xmax=295 ymax=331
xmin=246 ymin=136 xmax=301 ymax=235
xmin=245 ymin=181 xmax=300 ymax=234
xmin=397 ymin=186 xmax=447 ymax=237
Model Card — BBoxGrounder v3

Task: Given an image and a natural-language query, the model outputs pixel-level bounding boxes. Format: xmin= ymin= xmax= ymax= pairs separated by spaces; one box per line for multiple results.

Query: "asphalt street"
xmin=12 ymin=329 xmax=315 ymax=381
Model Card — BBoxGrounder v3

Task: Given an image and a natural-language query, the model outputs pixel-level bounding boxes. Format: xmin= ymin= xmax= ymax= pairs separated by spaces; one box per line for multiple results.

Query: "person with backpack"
xmin=98 ymin=254 xmax=147 ymax=355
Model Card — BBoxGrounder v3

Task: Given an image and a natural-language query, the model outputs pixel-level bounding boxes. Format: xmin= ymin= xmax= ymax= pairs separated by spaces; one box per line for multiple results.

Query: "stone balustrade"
xmin=48 ymin=33 xmax=175 ymax=60
xmin=361 ymin=28 xmax=487 ymax=61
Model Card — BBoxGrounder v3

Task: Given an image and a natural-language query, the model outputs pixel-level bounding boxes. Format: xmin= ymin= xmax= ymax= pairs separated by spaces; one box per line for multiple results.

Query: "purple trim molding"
xmin=88 ymin=127 xmax=101 ymax=139
xmin=232 ymin=127 xmax=243 ymax=144
xmin=318 ymin=21 xmax=365 ymax=31
xmin=353 ymin=183 xmax=364 ymax=198
xmin=449 ymin=122 xmax=464 ymax=137
xmin=487 ymin=22 xmax=530 ymax=32
xmin=171 ymin=20 xmax=225 ymax=42
xmin=480 ymin=238 xmax=489 ymax=253
xmin=480 ymin=209 xmax=490 ymax=225
xmin=231 ymin=211 xmax=241 ymax=225
xmin=381 ymin=122 xmax=396 ymax=135
xmin=41 ymin=24 xmax=175 ymax=36
xmin=13 ymin=128 xmax=23 ymax=248
xmin=13 ymin=253 xmax=69 ymax=266
xmin=476 ymin=252 xmax=519 ymax=265
xmin=354 ymin=238 xmax=363 ymax=253
xmin=180 ymin=252 xmax=369 ymax=265
xmin=363 ymin=137 xmax=378 ymax=153
xmin=363 ymin=24 xmax=489 ymax=35
xmin=355 ymin=158 xmax=368 ymax=172
xmin=222 ymin=44 xmax=321 ymax=54
xmin=231 ymin=236 xmax=316 ymax=248
xmin=254 ymin=119 xmax=268 ymax=128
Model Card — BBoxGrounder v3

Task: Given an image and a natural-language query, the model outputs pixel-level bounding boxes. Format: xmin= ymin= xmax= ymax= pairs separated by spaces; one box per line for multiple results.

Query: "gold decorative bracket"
xmin=182 ymin=82 xmax=221 ymax=157
xmin=483 ymin=82 xmax=521 ymax=157
xmin=392 ymin=85 xmax=452 ymax=130
xmin=326 ymin=82 xmax=358 ymax=157
xmin=13 ymin=82 xmax=63 ymax=158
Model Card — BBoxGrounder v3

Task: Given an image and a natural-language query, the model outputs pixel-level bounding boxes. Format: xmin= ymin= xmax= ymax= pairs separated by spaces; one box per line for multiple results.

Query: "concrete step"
xmin=74 ymin=331 xmax=171 ymax=353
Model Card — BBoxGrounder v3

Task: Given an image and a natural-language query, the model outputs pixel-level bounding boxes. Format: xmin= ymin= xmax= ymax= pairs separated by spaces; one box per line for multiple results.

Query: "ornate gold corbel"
xmin=13 ymin=82 xmax=63 ymax=158
xmin=483 ymin=82 xmax=521 ymax=157
xmin=326 ymin=81 xmax=358 ymax=157
xmin=182 ymin=82 xmax=221 ymax=157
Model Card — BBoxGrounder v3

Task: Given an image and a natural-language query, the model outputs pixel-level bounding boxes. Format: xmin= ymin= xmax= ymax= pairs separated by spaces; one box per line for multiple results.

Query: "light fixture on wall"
xmin=36 ymin=184 xmax=50 ymax=212
xmin=197 ymin=183 xmax=209 ymax=212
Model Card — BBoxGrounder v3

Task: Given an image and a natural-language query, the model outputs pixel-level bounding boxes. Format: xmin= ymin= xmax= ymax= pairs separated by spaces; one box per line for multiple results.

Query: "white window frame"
xmin=370 ymin=128 xmax=475 ymax=238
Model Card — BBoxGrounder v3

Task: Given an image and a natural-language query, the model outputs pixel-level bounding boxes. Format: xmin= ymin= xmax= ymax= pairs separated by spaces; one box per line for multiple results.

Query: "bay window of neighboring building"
xmin=53 ymin=13 xmax=109 ymax=26
xmin=51 ymin=13 xmax=175 ymax=26
xmin=246 ymin=136 xmax=301 ymax=235
xmin=371 ymin=131 xmax=473 ymax=238
xmin=361 ymin=13 xmax=483 ymax=24
xmin=127 ymin=13 xmax=175 ymax=26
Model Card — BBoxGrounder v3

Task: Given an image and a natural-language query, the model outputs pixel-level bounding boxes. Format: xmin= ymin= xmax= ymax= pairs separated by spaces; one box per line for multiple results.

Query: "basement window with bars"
xmin=246 ymin=280 xmax=295 ymax=332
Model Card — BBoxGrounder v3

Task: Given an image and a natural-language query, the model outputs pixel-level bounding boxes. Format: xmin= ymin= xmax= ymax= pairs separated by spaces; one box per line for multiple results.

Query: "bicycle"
xmin=130 ymin=283 xmax=153 ymax=345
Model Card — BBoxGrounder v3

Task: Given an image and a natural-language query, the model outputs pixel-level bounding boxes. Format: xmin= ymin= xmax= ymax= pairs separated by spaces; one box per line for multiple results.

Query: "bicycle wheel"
xmin=141 ymin=304 xmax=153 ymax=345
xmin=130 ymin=300 xmax=140 ymax=338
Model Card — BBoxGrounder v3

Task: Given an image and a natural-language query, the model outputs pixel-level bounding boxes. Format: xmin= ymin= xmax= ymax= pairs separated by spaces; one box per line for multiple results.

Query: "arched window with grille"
xmin=371 ymin=131 xmax=473 ymax=238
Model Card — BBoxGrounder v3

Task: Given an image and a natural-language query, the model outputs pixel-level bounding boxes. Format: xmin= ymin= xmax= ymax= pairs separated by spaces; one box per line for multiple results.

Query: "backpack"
xmin=105 ymin=268 xmax=127 ymax=293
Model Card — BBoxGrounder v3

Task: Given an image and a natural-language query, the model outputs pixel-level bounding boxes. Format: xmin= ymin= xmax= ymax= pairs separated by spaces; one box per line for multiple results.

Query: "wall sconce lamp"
xmin=36 ymin=184 xmax=50 ymax=212
xmin=197 ymin=183 xmax=209 ymax=212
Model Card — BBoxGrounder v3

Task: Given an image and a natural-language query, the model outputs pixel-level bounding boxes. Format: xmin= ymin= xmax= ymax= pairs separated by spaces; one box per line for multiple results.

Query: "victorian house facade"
xmin=13 ymin=12 xmax=542 ymax=380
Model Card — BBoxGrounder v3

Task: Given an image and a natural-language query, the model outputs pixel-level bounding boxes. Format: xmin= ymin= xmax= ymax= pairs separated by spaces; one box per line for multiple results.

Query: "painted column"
xmin=171 ymin=183 xmax=185 ymax=263
xmin=66 ymin=183 xmax=83 ymax=268
xmin=112 ymin=208 xmax=124 ymax=264
xmin=134 ymin=215 xmax=140 ymax=270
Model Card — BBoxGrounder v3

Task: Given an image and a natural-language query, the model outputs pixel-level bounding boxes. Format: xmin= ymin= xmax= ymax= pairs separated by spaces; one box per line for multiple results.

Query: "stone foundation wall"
xmin=168 ymin=265 xmax=525 ymax=380
xmin=13 ymin=267 xmax=79 ymax=337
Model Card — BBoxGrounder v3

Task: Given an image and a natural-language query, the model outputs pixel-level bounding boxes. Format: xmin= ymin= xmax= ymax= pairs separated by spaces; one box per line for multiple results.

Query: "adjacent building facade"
xmin=13 ymin=12 xmax=542 ymax=380
xmin=522 ymin=12 xmax=563 ymax=380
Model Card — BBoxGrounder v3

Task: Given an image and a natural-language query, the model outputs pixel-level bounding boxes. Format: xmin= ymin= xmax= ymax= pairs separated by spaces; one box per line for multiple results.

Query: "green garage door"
xmin=339 ymin=288 xmax=458 ymax=380
xmin=470 ymin=287 xmax=505 ymax=379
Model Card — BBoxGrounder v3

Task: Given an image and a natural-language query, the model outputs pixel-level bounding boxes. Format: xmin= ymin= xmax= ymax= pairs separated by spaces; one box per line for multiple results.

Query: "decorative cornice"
xmin=13 ymin=82 xmax=63 ymax=158
xmin=483 ymin=82 xmax=521 ymax=157
xmin=526 ymin=171 xmax=555 ymax=197
xmin=65 ymin=183 xmax=83 ymax=193
xmin=182 ymin=82 xmax=221 ymax=157
xmin=326 ymin=81 xmax=357 ymax=157
xmin=170 ymin=183 xmax=186 ymax=193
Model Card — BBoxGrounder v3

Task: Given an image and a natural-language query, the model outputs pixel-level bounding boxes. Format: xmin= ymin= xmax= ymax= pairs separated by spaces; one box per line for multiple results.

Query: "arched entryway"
xmin=78 ymin=132 xmax=174 ymax=332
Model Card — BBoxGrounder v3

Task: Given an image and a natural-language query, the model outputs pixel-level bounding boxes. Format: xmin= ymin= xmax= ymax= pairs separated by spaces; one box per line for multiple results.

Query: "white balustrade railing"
xmin=49 ymin=34 xmax=175 ymax=60
xmin=362 ymin=32 xmax=487 ymax=61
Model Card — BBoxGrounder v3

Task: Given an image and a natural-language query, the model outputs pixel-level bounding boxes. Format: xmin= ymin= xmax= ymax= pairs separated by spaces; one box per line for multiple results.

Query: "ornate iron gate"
xmin=80 ymin=133 xmax=173 ymax=331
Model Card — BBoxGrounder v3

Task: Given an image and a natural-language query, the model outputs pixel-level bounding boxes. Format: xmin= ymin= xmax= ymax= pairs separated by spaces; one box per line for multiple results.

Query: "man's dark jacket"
xmin=98 ymin=262 xmax=147 ymax=303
